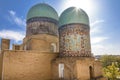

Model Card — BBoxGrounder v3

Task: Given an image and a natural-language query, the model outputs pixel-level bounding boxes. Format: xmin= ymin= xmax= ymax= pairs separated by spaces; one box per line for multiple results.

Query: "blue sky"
xmin=0 ymin=0 xmax=120 ymax=55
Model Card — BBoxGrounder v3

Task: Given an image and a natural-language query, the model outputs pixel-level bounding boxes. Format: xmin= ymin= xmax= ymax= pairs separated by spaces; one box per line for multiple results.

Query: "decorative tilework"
xmin=59 ymin=24 xmax=91 ymax=57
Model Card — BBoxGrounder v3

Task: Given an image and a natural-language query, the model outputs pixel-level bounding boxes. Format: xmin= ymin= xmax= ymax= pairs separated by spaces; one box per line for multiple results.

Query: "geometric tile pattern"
xmin=59 ymin=24 xmax=91 ymax=57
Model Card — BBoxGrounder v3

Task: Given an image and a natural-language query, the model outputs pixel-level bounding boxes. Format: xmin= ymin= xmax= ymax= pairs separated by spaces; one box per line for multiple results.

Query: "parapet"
xmin=1 ymin=38 xmax=10 ymax=50
xmin=12 ymin=44 xmax=21 ymax=50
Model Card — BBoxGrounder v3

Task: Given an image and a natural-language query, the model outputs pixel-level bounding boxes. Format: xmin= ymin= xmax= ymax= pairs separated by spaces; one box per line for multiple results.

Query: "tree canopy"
xmin=103 ymin=62 xmax=120 ymax=80
xmin=100 ymin=55 xmax=120 ymax=68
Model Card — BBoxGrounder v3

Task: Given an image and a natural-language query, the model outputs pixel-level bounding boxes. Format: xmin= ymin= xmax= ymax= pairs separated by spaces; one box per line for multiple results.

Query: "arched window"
xmin=89 ymin=66 xmax=94 ymax=79
xmin=50 ymin=43 xmax=57 ymax=52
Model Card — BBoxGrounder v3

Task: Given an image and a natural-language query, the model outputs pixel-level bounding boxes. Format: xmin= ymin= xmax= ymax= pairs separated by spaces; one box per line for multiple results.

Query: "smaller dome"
xmin=59 ymin=7 xmax=89 ymax=27
xmin=27 ymin=3 xmax=58 ymax=21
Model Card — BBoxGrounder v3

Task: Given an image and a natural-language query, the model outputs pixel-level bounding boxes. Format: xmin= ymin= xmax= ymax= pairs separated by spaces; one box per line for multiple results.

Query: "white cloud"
xmin=0 ymin=30 xmax=25 ymax=42
xmin=8 ymin=10 xmax=26 ymax=27
xmin=90 ymin=26 xmax=101 ymax=33
xmin=90 ymin=19 xmax=108 ymax=44
xmin=91 ymin=36 xmax=109 ymax=55
xmin=90 ymin=20 xmax=105 ymax=33
xmin=9 ymin=10 xmax=15 ymax=15
xmin=91 ymin=37 xmax=108 ymax=44
xmin=90 ymin=19 xmax=119 ymax=55
xmin=90 ymin=19 xmax=111 ymax=55
xmin=92 ymin=44 xmax=120 ymax=55
xmin=90 ymin=20 xmax=104 ymax=27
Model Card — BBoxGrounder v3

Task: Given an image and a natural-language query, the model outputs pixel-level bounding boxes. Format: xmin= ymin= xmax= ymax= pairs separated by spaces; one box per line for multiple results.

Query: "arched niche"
xmin=89 ymin=66 xmax=94 ymax=79
xmin=50 ymin=43 xmax=57 ymax=52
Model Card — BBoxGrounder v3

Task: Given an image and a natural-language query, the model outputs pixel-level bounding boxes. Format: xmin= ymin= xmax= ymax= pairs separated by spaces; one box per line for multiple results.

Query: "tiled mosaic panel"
xmin=26 ymin=20 xmax=58 ymax=36
xmin=59 ymin=24 xmax=91 ymax=57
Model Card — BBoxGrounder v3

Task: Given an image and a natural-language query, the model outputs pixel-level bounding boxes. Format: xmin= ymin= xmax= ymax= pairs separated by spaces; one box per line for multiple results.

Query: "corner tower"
xmin=59 ymin=7 xmax=91 ymax=57
xmin=23 ymin=3 xmax=59 ymax=52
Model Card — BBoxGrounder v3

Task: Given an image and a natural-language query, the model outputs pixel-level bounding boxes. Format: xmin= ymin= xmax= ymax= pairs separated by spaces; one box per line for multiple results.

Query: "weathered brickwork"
xmin=26 ymin=17 xmax=58 ymax=36
xmin=52 ymin=57 xmax=104 ymax=80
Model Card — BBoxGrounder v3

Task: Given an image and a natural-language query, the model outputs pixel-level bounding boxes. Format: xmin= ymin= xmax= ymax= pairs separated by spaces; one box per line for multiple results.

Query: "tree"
xmin=103 ymin=62 xmax=120 ymax=80
xmin=100 ymin=55 xmax=120 ymax=68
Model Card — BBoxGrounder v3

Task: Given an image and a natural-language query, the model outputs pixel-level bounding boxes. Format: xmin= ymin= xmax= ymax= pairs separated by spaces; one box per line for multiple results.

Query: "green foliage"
xmin=100 ymin=55 xmax=120 ymax=68
xmin=103 ymin=62 xmax=120 ymax=80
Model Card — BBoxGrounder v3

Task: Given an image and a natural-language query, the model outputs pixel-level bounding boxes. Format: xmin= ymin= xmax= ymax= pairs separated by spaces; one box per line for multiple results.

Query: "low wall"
xmin=94 ymin=61 xmax=103 ymax=77
xmin=0 ymin=52 xmax=3 ymax=80
xmin=2 ymin=50 xmax=58 ymax=80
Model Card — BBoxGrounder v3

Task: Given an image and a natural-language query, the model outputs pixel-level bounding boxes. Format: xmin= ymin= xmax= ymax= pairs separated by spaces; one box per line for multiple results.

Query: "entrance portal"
xmin=89 ymin=66 xmax=94 ymax=79
xmin=59 ymin=63 xmax=64 ymax=78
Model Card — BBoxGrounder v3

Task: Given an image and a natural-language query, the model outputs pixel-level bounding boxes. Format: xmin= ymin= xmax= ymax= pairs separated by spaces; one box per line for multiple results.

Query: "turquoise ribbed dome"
xmin=27 ymin=3 xmax=58 ymax=21
xmin=59 ymin=7 xmax=89 ymax=27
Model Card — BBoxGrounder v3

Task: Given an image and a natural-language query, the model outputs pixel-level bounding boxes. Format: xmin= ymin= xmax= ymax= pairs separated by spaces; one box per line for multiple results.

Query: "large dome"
xmin=27 ymin=3 xmax=58 ymax=21
xmin=59 ymin=7 xmax=89 ymax=27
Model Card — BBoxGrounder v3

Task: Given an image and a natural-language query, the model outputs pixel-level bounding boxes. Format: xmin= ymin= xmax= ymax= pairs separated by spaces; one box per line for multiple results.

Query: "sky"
xmin=0 ymin=0 xmax=120 ymax=55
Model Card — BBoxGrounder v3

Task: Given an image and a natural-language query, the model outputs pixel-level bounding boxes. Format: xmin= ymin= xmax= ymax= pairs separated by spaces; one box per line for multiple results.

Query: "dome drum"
xmin=26 ymin=20 xmax=58 ymax=36
xmin=26 ymin=17 xmax=58 ymax=25
xmin=59 ymin=24 xmax=91 ymax=57
xmin=59 ymin=23 xmax=90 ymax=30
